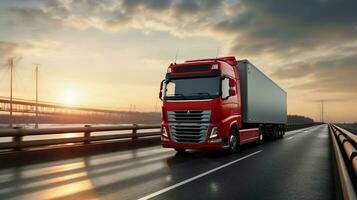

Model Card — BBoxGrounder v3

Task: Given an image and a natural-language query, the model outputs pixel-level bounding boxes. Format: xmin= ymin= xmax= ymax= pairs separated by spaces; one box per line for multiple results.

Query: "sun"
xmin=60 ymin=89 xmax=78 ymax=105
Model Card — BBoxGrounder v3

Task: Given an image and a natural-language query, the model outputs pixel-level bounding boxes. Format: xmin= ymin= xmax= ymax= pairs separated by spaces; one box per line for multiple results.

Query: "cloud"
xmin=212 ymin=0 xmax=357 ymax=58
xmin=1 ymin=0 xmax=357 ymax=97
xmin=2 ymin=0 xmax=356 ymax=42
xmin=122 ymin=0 xmax=172 ymax=11
xmin=0 ymin=0 xmax=225 ymax=36
xmin=207 ymin=0 xmax=357 ymax=100
xmin=0 ymin=41 xmax=29 ymax=65
xmin=6 ymin=7 xmax=63 ymax=31
xmin=0 ymin=39 xmax=63 ymax=66
xmin=272 ymin=53 xmax=357 ymax=94
xmin=0 ymin=41 xmax=19 ymax=58
xmin=2 ymin=0 xmax=356 ymax=70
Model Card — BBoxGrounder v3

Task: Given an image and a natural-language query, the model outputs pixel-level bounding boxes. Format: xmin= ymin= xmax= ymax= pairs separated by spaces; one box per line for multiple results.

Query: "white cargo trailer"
xmin=237 ymin=59 xmax=287 ymax=124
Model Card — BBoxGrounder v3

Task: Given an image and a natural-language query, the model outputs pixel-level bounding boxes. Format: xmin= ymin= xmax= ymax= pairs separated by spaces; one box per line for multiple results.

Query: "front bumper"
xmin=161 ymin=140 xmax=225 ymax=150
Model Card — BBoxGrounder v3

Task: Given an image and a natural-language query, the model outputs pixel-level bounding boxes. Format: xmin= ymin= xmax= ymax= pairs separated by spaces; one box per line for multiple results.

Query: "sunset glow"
xmin=0 ymin=0 xmax=356 ymax=122
xmin=59 ymin=89 xmax=79 ymax=105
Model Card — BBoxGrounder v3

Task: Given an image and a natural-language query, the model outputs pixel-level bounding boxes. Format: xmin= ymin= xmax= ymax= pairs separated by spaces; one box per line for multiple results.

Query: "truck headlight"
xmin=162 ymin=127 xmax=168 ymax=137
xmin=209 ymin=127 xmax=218 ymax=138
xmin=211 ymin=64 xmax=219 ymax=70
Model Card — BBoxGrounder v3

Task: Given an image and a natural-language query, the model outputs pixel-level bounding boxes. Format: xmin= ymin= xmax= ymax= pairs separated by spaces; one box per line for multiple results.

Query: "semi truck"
xmin=159 ymin=56 xmax=287 ymax=153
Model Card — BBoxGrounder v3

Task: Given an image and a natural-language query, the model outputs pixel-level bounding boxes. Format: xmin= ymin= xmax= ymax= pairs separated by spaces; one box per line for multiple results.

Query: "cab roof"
xmin=185 ymin=56 xmax=237 ymax=66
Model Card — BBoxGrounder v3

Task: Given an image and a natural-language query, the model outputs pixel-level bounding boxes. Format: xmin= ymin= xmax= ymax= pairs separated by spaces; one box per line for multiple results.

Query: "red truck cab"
xmin=159 ymin=56 xmax=263 ymax=153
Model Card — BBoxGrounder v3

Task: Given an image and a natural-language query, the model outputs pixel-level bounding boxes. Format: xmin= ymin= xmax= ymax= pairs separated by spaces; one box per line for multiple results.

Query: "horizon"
xmin=1 ymin=0 xmax=357 ymax=123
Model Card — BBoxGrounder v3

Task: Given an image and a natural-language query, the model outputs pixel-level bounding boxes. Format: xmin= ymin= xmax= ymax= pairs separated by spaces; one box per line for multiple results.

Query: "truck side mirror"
xmin=221 ymin=77 xmax=229 ymax=99
xmin=159 ymin=80 xmax=164 ymax=100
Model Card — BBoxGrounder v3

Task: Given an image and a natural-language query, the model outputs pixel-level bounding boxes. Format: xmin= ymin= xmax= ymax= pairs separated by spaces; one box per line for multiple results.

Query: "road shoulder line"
xmin=138 ymin=150 xmax=262 ymax=200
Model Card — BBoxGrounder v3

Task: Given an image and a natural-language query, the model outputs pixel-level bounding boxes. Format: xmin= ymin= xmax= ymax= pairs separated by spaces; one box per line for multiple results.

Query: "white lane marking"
xmin=285 ymin=126 xmax=318 ymax=136
xmin=138 ymin=150 xmax=262 ymax=200
xmin=287 ymin=136 xmax=294 ymax=140
xmin=285 ymin=128 xmax=309 ymax=136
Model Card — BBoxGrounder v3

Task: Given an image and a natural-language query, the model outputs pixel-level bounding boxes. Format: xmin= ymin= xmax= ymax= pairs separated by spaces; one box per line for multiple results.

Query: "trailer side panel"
xmin=238 ymin=60 xmax=287 ymax=124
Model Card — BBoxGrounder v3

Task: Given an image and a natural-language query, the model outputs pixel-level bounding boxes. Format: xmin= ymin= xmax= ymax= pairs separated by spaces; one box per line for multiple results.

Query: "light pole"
xmin=35 ymin=64 xmax=39 ymax=128
xmin=9 ymin=58 xmax=14 ymax=128
xmin=321 ymin=100 xmax=324 ymax=123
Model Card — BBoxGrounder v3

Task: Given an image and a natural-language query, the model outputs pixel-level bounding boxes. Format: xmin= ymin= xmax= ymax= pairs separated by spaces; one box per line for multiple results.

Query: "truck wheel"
xmin=258 ymin=124 xmax=264 ymax=145
xmin=279 ymin=125 xmax=284 ymax=139
xmin=273 ymin=127 xmax=278 ymax=139
xmin=227 ymin=129 xmax=238 ymax=154
xmin=175 ymin=148 xmax=186 ymax=154
xmin=277 ymin=126 xmax=281 ymax=139
xmin=283 ymin=125 xmax=286 ymax=135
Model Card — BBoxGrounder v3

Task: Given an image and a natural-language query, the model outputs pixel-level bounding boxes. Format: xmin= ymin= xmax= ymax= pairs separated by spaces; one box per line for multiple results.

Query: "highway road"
xmin=0 ymin=124 xmax=336 ymax=200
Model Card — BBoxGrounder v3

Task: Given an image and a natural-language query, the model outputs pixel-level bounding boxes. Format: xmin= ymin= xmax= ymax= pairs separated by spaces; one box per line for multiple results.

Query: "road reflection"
xmin=0 ymin=147 xmax=173 ymax=200
xmin=0 ymin=145 xmax=253 ymax=200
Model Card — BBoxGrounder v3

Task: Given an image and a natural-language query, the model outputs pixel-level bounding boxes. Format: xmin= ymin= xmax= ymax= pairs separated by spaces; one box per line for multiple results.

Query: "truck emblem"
xmin=187 ymin=110 xmax=191 ymax=114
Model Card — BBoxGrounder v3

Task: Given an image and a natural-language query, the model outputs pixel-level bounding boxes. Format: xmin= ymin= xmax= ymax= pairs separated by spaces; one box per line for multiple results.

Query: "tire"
xmin=226 ymin=129 xmax=238 ymax=154
xmin=279 ymin=125 xmax=284 ymax=139
xmin=175 ymin=148 xmax=186 ymax=154
xmin=258 ymin=124 xmax=264 ymax=145
xmin=282 ymin=125 xmax=286 ymax=136
xmin=278 ymin=126 xmax=283 ymax=139
xmin=273 ymin=127 xmax=278 ymax=139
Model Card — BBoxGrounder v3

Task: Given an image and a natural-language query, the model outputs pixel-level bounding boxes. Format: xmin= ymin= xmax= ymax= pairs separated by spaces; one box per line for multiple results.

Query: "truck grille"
xmin=168 ymin=110 xmax=211 ymax=143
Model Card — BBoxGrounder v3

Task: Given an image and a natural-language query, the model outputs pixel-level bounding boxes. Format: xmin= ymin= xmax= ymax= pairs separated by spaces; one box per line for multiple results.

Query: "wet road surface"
xmin=0 ymin=125 xmax=336 ymax=200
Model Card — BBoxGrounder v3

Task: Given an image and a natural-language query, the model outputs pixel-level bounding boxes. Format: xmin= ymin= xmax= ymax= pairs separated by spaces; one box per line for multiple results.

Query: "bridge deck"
xmin=0 ymin=125 xmax=336 ymax=200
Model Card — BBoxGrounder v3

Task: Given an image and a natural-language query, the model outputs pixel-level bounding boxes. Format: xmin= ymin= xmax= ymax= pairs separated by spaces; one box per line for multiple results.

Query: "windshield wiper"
xmin=190 ymin=92 xmax=213 ymax=98
xmin=167 ymin=93 xmax=187 ymax=99
xmin=174 ymin=93 xmax=185 ymax=97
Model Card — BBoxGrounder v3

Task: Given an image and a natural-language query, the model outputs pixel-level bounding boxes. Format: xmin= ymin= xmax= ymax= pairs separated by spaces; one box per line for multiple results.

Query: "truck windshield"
xmin=164 ymin=77 xmax=220 ymax=100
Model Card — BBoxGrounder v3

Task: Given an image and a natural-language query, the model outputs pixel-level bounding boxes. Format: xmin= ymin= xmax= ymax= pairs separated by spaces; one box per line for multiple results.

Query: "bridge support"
xmin=13 ymin=127 xmax=22 ymax=151
xmin=132 ymin=124 xmax=138 ymax=140
xmin=84 ymin=125 xmax=91 ymax=144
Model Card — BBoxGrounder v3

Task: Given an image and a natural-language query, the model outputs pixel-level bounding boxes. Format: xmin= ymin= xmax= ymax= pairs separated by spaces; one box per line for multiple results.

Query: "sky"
xmin=0 ymin=0 xmax=356 ymax=122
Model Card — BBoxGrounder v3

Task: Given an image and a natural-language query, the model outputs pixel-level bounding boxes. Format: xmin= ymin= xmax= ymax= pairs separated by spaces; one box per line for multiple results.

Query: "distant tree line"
xmin=336 ymin=123 xmax=357 ymax=135
xmin=287 ymin=115 xmax=314 ymax=124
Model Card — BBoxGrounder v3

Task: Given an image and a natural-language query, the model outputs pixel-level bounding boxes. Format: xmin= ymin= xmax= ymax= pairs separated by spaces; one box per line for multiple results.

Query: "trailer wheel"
xmin=273 ymin=127 xmax=279 ymax=139
xmin=278 ymin=126 xmax=283 ymax=139
xmin=282 ymin=125 xmax=286 ymax=135
xmin=279 ymin=125 xmax=284 ymax=138
xmin=227 ymin=129 xmax=238 ymax=154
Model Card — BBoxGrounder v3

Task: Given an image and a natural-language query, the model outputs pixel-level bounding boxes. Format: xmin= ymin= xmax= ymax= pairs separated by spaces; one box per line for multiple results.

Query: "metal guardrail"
xmin=329 ymin=124 xmax=357 ymax=200
xmin=0 ymin=123 xmax=318 ymax=151
xmin=0 ymin=124 xmax=161 ymax=150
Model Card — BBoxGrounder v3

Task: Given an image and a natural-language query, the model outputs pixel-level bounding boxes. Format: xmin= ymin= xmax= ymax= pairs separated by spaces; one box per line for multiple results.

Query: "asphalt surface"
xmin=0 ymin=125 xmax=336 ymax=200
